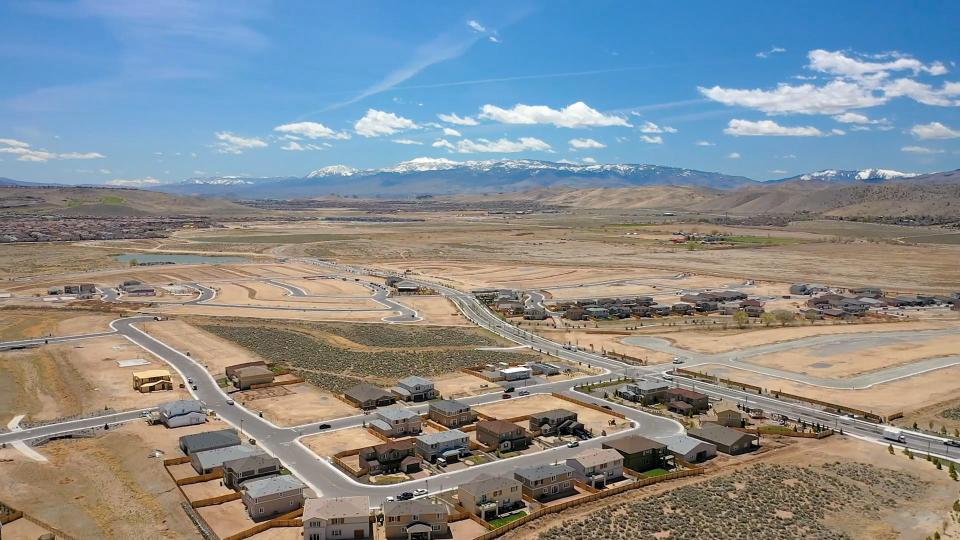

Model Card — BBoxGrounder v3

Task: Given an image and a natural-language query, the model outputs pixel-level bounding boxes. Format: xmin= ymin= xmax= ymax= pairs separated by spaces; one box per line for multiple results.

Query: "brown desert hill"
xmin=447 ymin=185 xmax=722 ymax=209
xmin=0 ymin=185 xmax=264 ymax=217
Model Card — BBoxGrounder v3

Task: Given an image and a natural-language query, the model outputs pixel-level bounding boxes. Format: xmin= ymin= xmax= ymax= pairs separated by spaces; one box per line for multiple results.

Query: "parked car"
xmin=566 ymin=441 xmax=580 ymax=448
xmin=398 ymin=492 xmax=414 ymax=501
xmin=519 ymin=390 xmax=530 ymax=396
xmin=502 ymin=393 xmax=512 ymax=399
xmin=945 ymin=440 xmax=960 ymax=448
xmin=317 ymin=423 xmax=332 ymax=430
xmin=384 ymin=496 xmax=395 ymax=502
xmin=413 ymin=488 xmax=428 ymax=497
xmin=225 ymin=399 xmax=235 ymax=405
xmin=672 ymin=357 xmax=684 ymax=364
xmin=191 ymin=384 xmax=197 ymax=390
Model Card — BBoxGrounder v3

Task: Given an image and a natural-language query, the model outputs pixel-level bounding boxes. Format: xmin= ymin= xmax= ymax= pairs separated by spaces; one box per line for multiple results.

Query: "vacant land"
xmin=0 ymin=308 xmax=115 ymax=341
xmin=235 ymin=382 xmax=356 ymax=426
xmin=301 ymin=426 xmax=384 ymax=456
xmin=395 ymin=295 xmax=467 ymax=326
xmin=0 ymin=423 xmax=201 ymax=539
xmin=474 ymin=394 xmax=624 ymax=434
xmin=198 ymin=321 xmax=539 ymax=393
xmin=142 ymin=319 xmax=267 ymax=376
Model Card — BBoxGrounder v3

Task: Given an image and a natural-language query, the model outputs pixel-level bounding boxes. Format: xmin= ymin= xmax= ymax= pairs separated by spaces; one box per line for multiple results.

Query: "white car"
xmin=226 ymin=399 xmax=235 ymax=405
xmin=384 ymin=496 xmax=395 ymax=502
xmin=672 ymin=357 xmax=685 ymax=364
xmin=413 ymin=488 xmax=428 ymax=497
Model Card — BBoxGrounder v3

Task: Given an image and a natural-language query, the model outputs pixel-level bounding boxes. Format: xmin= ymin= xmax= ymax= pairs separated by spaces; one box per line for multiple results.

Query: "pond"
xmin=114 ymin=253 xmax=253 ymax=265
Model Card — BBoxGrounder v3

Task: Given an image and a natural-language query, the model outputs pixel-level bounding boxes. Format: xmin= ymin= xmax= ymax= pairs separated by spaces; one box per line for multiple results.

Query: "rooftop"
xmin=234 ymin=365 xmax=273 ymax=377
xmin=477 ymin=419 xmax=524 ymax=435
xmin=459 ymin=473 xmax=520 ymax=496
xmin=178 ymin=428 xmax=238 ymax=452
xmin=133 ymin=369 xmax=171 ymax=379
xmin=194 ymin=445 xmax=263 ymax=471
xmin=515 ymin=462 xmax=574 ymax=482
xmin=304 ymin=496 xmax=370 ymax=520
xmin=429 ymin=399 xmax=471 ymax=414
xmin=242 ymin=474 xmax=305 ymax=498
xmin=382 ymin=499 xmax=448 ymax=516
xmin=344 ymin=383 xmax=392 ymax=402
xmin=603 ymin=435 xmax=666 ymax=455
xmin=397 ymin=375 xmax=433 ymax=388
xmin=530 ymin=409 xmax=577 ymax=422
xmin=376 ymin=407 xmax=421 ymax=422
xmin=417 ymin=429 xmax=468 ymax=446
xmin=659 ymin=434 xmax=716 ymax=455
xmin=568 ymin=447 xmax=623 ymax=468
xmin=688 ymin=424 xmax=757 ymax=447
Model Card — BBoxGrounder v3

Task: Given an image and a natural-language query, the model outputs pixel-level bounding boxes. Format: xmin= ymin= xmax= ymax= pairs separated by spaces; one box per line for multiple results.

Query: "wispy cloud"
xmin=756 ymin=46 xmax=786 ymax=59
xmin=213 ymin=131 xmax=267 ymax=154
xmin=0 ymin=138 xmax=104 ymax=162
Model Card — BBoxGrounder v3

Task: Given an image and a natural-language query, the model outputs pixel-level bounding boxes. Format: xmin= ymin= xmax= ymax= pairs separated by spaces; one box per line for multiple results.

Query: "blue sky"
xmin=1 ymin=0 xmax=959 ymax=186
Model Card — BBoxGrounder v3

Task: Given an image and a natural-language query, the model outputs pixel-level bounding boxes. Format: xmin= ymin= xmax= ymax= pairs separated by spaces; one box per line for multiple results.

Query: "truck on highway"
xmin=883 ymin=427 xmax=906 ymax=443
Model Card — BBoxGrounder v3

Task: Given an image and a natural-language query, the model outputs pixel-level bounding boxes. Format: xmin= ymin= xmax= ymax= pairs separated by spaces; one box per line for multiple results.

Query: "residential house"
xmin=528 ymin=362 xmax=561 ymax=376
xmin=650 ymin=304 xmax=672 ymax=316
xmin=225 ymin=361 xmax=269 ymax=379
xmin=303 ymin=496 xmax=371 ymax=540
xmin=475 ymin=420 xmax=531 ymax=452
xmin=585 ymin=307 xmax=609 ymax=318
xmin=715 ymin=409 xmax=747 ymax=428
xmin=528 ymin=409 xmax=580 ymax=436
xmin=370 ymin=407 xmax=423 ymax=438
xmin=564 ymin=306 xmax=587 ymax=321
xmin=427 ymin=399 xmax=476 ymax=428
xmin=457 ymin=474 xmax=523 ymax=520
xmin=358 ymin=440 xmax=421 ymax=475
xmin=344 ymin=383 xmax=396 ymax=410
xmin=659 ymin=434 xmax=717 ymax=463
xmin=191 ymin=445 xmax=263 ymax=475
xmin=382 ymin=499 xmax=449 ymax=540
xmin=523 ymin=306 xmax=547 ymax=320
xmin=414 ymin=430 xmax=469 ymax=462
xmin=498 ymin=366 xmax=531 ymax=381
xmin=241 ymin=475 xmax=305 ymax=520
xmin=671 ymin=303 xmax=695 ymax=315
xmin=132 ymin=369 xmax=173 ymax=392
xmin=230 ymin=365 xmax=275 ymax=390
xmin=178 ymin=428 xmax=238 ymax=455
xmin=663 ymin=388 xmax=709 ymax=414
xmin=159 ymin=399 xmax=206 ymax=428
xmin=390 ymin=376 xmax=438 ymax=402
xmin=223 ymin=454 xmax=282 ymax=489
xmin=565 ymin=447 xmax=624 ymax=488
xmin=514 ymin=463 xmax=576 ymax=501
xmin=616 ymin=379 xmax=669 ymax=405
xmin=688 ymin=424 xmax=759 ymax=455
xmin=603 ymin=436 xmax=667 ymax=473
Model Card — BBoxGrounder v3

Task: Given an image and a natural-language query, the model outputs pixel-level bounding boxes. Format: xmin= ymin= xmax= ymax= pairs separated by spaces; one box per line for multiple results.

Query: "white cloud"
xmin=273 ymin=121 xmax=350 ymax=140
xmin=106 ymin=177 xmax=164 ymax=187
xmin=581 ymin=157 xmax=597 ymax=164
xmin=910 ymin=122 xmax=960 ymax=139
xmin=354 ymin=109 xmax=418 ymax=137
xmin=700 ymin=80 xmax=885 ymax=115
xmin=615 ymin=136 xmax=629 ymax=143
xmin=901 ymin=145 xmax=944 ymax=154
xmin=0 ymin=139 xmax=106 ymax=162
xmin=98 ymin=168 xmax=111 ymax=174
xmin=467 ymin=20 xmax=486 ymax=33
xmin=432 ymin=137 xmax=552 ymax=154
xmin=281 ymin=141 xmax=327 ymax=151
xmin=727 ymin=152 xmax=741 ymax=159
xmin=756 ymin=46 xmax=786 ymax=59
xmin=639 ymin=135 xmax=663 ymax=144
xmin=831 ymin=128 xmax=846 ymax=136
xmin=807 ymin=49 xmax=948 ymax=80
xmin=478 ymin=101 xmax=631 ymax=128
xmin=489 ymin=36 xmax=501 ymax=43
xmin=442 ymin=127 xmax=462 ymax=137
xmin=724 ymin=119 xmax=823 ymax=137
xmin=637 ymin=120 xmax=677 ymax=133
xmin=392 ymin=139 xmax=423 ymax=145
xmin=695 ymin=140 xmax=715 ymax=146
xmin=437 ymin=112 xmax=479 ymax=126
xmin=214 ymin=131 xmax=267 ymax=154
xmin=769 ymin=169 xmax=788 ymax=174
xmin=882 ymin=79 xmax=960 ymax=106
xmin=832 ymin=112 xmax=887 ymax=124
xmin=568 ymin=138 xmax=606 ymax=149
xmin=0 ymin=138 xmax=29 ymax=148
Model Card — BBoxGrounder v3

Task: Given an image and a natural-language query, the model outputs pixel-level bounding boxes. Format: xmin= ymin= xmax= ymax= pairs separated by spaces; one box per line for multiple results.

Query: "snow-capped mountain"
xmin=778 ymin=168 xmax=918 ymax=183
xmin=156 ymin=157 xmax=757 ymax=198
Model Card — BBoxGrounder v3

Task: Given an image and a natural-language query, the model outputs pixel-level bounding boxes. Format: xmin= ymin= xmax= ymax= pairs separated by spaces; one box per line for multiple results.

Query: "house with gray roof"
xmin=514 ymin=463 xmax=575 ymax=500
xmin=370 ymin=407 xmax=422 ymax=438
xmin=659 ymin=434 xmax=717 ymax=463
xmin=158 ymin=399 xmax=206 ymax=428
xmin=223 ymin=454 xmax=282 ymax=489
xmin=457 ymin=474 xmax=523 ymax=520
xmin=616 ymin=379 xmax=670 ymax=404
xmin=528 ymin=409 xmax=579 ymax=435
xmin=382 ymin=499 xmax=449 ymax=540
xmin=390 ymin=376 xmax=438 ymax=402
xmin=303 ymin=496 xmax=371 ymax=540
xmin=565 ymin=447 xmax=624 ymax=487
xmin=343 ymin=383 xmax=396 ymax=410
xmin=240 ymin=475 xmax=305 ymax=520
xmin=688 ymin=424 xmax=759 ymax=455
xmin=414 ymin=430 xmax=469 ymax=462
xmin=178 ymin=428 xmax=239 ymax=455
xmin=428 ymin=399 xmax=476 ymax=428
xmin=191 ymin=445 xmax=263 ymax=474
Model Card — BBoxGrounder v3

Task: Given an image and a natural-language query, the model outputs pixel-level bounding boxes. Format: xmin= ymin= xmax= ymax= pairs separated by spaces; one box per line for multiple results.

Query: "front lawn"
xmin=642 ymin=468 xmax=670 ymax=477
xmin=489 ymin=511 xmax=527 ymax=527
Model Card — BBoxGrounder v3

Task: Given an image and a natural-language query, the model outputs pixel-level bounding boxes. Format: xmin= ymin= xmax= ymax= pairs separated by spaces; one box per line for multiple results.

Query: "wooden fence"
xmin=737 ymin=427 xmax=835 ymax=439
xmin=177 ymin=469 xmax=224 ymax=486
xmin=191 ymin=492 xmax=242 ymax=508
xmin=471 ymin=468 xmax=704 ymax=540
xmin=552 ymin=392 xmax=626 ymax=419
xmin=222 ymin=510 xmax=303 ymax=540
xmin=770 ymin=390 xmax=884 ymax=422
xmin=249 ymin=377 xmax=306 ymax=390
xmin=163 ymin=455 xmax=192 ymax=466
xmin=0 ymin=510 xmax=23 ymax=525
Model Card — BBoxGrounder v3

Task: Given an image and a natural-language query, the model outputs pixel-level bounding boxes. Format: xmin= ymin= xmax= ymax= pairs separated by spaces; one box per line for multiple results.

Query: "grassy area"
xmin=642 ymin=468 xmax=670 ymax=478
xmin=488 ymin=511 xmax=527 ymax=527
xmin=576 ymin=377 xmax=633 ymax=392
xmin=723 ymin=235 xmax=805 ymax=246
xmin=759 ymin=424 xmax=799 ymax=434
xmin=100 ymin=195 xmax=125 ymax=204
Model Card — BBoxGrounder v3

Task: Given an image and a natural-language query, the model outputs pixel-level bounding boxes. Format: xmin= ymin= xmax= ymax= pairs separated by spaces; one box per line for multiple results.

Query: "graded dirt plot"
xmin=0 ymin=308 xmax=115 ymax=340
xmin=544 ymin=283 xmax=661 ymax=300
xmin=212 ymin=282 xmax=382 ymax=310
xmin=647 ymin=318 xmax=959 ymax=354
xmin=745 ymin=331 xmax=960 ymax=378
xmin=180 ymin=478 xmax=234 ymax=501
xmin=378 ymin=261 xmax=667 ymax=290
xmin=473 ymin=394 xmax=624 ymax=433
xmin=537 ymin=329 xmax=674 ymax=365
xmin=0 ymin=335 xmax=187 ymax=425
xmin=0 ymin=516 xmax=56 ymax=540
xmin=0 ymin=427 xmax=199 ymax=539
xmin=433 ymin=372 xmax=498 ymax=399
xmin=397 ymin=295 xmax=467 ymax=325
xmin=697 ymin=363 xmax=960 ymax=416
xmin=158 ymin=303 xmax=391 ymax=323
xmin=519 ymin=436 xmax=960 ymax=540
xmin=197 ymin=499 xmax=256 ymax=539
xmin=141 ymin=319 xmax=268 ymax=376
xmin=237 ymin=382 xmax=357 ymax=426
xmin=279 ymin=277 xmax=375 ymax=296
xmin=301 ymin=426 xmax=383 ymax=456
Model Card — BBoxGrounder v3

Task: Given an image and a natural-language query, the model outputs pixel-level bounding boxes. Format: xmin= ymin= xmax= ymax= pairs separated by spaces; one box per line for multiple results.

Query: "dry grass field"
xmin=0 ymin=308 xmax=115 ymax=340
xmin=235 ymin=382 xmax=357 ymax=426
xmin=300 ymin=426 xmax=383 ymax=456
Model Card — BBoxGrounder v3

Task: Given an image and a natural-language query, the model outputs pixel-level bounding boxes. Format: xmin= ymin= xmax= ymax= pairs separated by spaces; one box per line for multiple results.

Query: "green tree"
xmin=949 ymin=462 xmax=957 ymax=481
xmin=128 ymin=258 xmax=139 ymax=267
xmin=733 ymin=310 xmax=749 ymax=329
xmin=760 ymin=312 xmax=777 ymax=327
xmin=772 ymin=309 xmax=795 ymax=327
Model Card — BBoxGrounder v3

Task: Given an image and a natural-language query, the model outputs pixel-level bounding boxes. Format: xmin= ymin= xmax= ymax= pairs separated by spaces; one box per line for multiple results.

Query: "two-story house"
xmin=513 ymin=463 xmax=576 ymax=501
xmin=303 ymin=496 xmax=371 ymax=540
xmin=358 ymin=440 xmax=422 ymax=476
xmin=475 ymin=420 xmax=531 ymax=452
xmin=565 ymin=447 xmax=624 ymax=488
xmin=414 ymin=430 xmax=470 ymax=462
xmin=602 ymin=435 xmax=667 ymax=473
xmin=382 ymin=499 xmax=449 ymax=540
xmin=390 ymin=376 xmax=438 ymax=402
xmin=369 ymin=407 xmax=423 ymax=438
xmin=457 ymin=474 xmax=523 ymax=520
xmin=428 ymin=399 xmax=476 ymax=428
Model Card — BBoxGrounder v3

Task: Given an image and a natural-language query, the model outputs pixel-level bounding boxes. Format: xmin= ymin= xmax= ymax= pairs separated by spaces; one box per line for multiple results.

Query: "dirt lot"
xmin=0 ymin=308 xmax=116 ymax=340
xmin=236 ymin=382 xmax=357 ymax=426
xmin=504 ymin=435 xmax=960 ymax=540
xmin=301 ymin=426 xmax=384 ymax=456
xmin=0 ymin=423 xmax=201 ymax=539
xmin=433 ymin=372 xmax=498 ymax=399
xmin=0 ymin=335 xmax=188 ymax=425
xmin=537 ymin=329 xmax=675 ymax=365
xmin=157 ymin=303 xmax=392 ymax=323
xmin=274 ymin=277 xmax=374 ymax=296
xmin=396 ymin=295 xmax=468 ymax=325
xmin=0 ymin=516 xmax=57 ymax=540
xmin=473 ymin=394 xmax=625 ymax=434
xmin=141 ymin=318 xmax=268 ymax=376
xmin=197 ymin=498 xmax=256 ymax=538
xmin=698 ymin=363 xmax=960 ymax=416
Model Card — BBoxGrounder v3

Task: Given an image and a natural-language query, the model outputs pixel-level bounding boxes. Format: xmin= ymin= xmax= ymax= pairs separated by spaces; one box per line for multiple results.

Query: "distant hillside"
xmin=0 ymin=185 xmax=261 ymax=217
xmin=450 ymin=185 xmax=721 ymax=210
xmin=154 ymin=158 xmax=756 ymax=198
